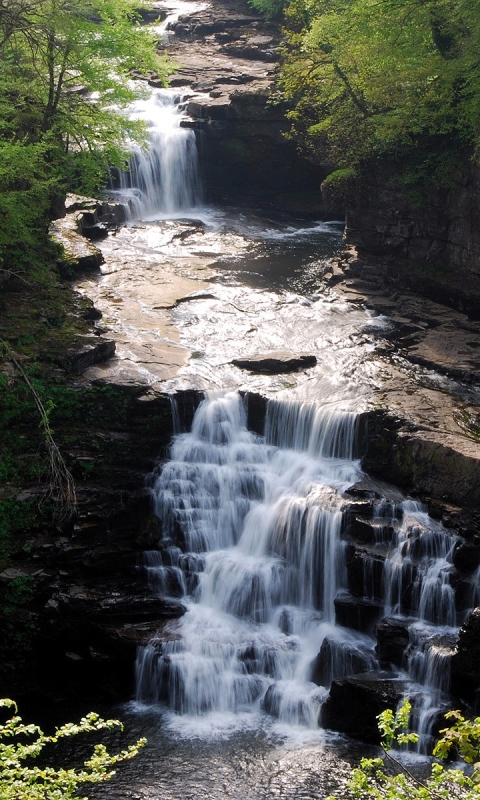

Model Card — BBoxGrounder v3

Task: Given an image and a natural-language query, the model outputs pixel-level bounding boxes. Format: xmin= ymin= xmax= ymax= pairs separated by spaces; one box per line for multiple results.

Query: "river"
xmin=72 ymin=2 xmax=480 ymax=795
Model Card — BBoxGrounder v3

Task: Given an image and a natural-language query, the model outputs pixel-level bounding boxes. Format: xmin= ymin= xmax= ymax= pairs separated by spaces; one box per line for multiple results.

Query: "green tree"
xmin=0 ymin=0 xmax=170 ymax=272
xmin=329 ymin=701 xmax=480 ymax=800
xmin=280 ymin=0 xmax=480 ymax=184
xmin=0 ymin=698 xmax=146 ymax=800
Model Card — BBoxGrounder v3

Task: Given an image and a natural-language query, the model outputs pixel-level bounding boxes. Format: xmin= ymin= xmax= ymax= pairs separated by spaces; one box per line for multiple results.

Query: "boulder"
xmin=309 ymin=634 xmax=377 ymax=687
xmin=452 ymin=540 xmax=480 ymax=572
xmin=232 ymin=352 xmax=317 ymax=373
xmin=321 ymin=672 xmax=407 ymax=742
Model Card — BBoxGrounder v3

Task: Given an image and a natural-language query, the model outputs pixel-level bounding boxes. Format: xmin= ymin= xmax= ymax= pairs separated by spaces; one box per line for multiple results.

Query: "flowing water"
xmin=76 ymin=3 xmax=480 ymax=793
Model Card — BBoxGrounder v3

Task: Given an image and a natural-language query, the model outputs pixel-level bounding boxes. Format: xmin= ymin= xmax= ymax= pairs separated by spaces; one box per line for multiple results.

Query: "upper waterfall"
xmin=113 ymin=89 xmax=203 ymax=220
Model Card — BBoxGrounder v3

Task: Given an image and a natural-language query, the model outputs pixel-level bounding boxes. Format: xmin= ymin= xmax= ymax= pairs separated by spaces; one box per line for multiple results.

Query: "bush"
xmin=329 ymin=701 xmax=480 ymax=800
xmin=0 ymin=699 xmax=146 ymax=800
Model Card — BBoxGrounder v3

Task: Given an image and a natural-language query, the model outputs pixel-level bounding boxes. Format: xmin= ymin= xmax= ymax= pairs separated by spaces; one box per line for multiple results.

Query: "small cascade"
xmin=406 ymin=623 xmax=456 ymax=753
xmin=112 ymin=90 xmax=203 ymax=220
xmin=136 ymin=391 xmax=479 ymax=746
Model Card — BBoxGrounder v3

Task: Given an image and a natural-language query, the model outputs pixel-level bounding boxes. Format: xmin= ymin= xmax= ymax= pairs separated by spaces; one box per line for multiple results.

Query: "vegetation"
xmin=329 ymin=701 xmax=480 ymax=800
xmin=0 ymin=0 xmax=169 ymax=275
xmin=248 ymin=0 xmax=480 ymax=190
xmin=0 ymin=698 xmax=146 ymax=800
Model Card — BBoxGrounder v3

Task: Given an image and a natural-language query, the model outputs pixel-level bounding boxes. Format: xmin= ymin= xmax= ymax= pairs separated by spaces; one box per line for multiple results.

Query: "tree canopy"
xmin=0 ymin=0 xmax=169 ymax=272
xmin=275 ymin=0 xmax=480 ymax=186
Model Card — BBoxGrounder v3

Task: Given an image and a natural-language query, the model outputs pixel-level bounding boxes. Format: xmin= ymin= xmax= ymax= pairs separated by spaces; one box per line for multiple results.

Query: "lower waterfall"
xmin=135 ymin=392 xmax=474 ymax=746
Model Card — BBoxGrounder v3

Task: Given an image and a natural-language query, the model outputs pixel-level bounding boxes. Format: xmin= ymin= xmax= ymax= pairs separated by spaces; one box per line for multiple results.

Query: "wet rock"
xmin=334 ymin=592 xmax=383 ymax=633
xmin=55 ymin=588 xmax=186 ymax=623
xmin=51 ymin=216 xmax=105 ymax=272
xmin=136 ymin=515 xmax=163 ymax=548
xmin=232 ymin=352 xmax=317 ymax=373
xmin=241 ymin=391 xmax=268 ymax=435
xmin=321 ymin=672 xmax=407 ymax=743
xmin=451 ymin=607 xmax=480 ymax=701
xmin=261 ymin=683 xmax=281 ymax=717
xmin=345 ymin=545 xmax=385 ymax=602
xmin=375 ymin=617 xmax=411 ymax=667
xmin=309 ymin=634 xmax=377 ymax=687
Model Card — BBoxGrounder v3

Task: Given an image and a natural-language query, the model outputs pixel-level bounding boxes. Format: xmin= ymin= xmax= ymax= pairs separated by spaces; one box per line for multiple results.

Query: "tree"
xmin=328 ymin=700 xmax=480 ymax=800
xmin=0 ymin=0 xmax=170 ymax=271
xmin=0 ymin=698 xmax=146 ymax=800
xmin=279 ymin=0 xmax=480 ymax=185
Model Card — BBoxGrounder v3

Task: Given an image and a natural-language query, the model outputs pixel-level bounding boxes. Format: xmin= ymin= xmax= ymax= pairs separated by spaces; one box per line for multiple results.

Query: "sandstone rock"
xmin=321 ymin=672 xmax=407 ymax=742
xmin=51 ymin=216 xmax=104 ymax=272
xmin=232 ymin=352 xmax=317 ymax=373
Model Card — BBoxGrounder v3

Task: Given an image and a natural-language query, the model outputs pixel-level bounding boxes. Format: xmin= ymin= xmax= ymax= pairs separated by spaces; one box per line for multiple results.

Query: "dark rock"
xmin=64 ymin=339 xmax=115 ymax=374
xmin=136 ymin=515 xmax=163 ymax=548
xmin=451 ymin=607 xmax=480 ymax=701
xmin=261 ymin=683 xmax=281 ymax=717
xmin=232 ymin=352 xmax=317 ymax=373
xmin=334 ymin=592 xmax=383 ymax=633
xmin=321 ymin=672 xmax=407 ymax=742
xmin=345 ymin=545 xmax=385 ymax=602
xmin=55 ymin=588 xmax=186 ymax=623
xmin=375 ymin=617 xmax=411 ymax=667
xmin=452 ymin=540 xmax=480 ymax=572
xmin=241 ymin=391 xmax=268 ymax=435
xmin=309 ymin=634 xmax=377 ymax=687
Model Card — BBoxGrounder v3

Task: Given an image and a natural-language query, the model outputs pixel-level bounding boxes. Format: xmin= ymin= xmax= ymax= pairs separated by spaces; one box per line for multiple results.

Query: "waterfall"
xmin=112 ymin=90 xmax=203 ymax=220
xmin=136 ymin=391 xmax=361 ymax=726
xmin=135 ymin=391 xmax=477 ymax=747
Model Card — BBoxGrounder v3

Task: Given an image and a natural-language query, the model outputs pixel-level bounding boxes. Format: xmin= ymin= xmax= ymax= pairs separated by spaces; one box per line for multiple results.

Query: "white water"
xmin=136 ymin=392 xmax=362 ymax=728
xmin=135 ymin=392 xmax=475 ymax=748
xmin=112 ymin=89 xmax=203 ymax=220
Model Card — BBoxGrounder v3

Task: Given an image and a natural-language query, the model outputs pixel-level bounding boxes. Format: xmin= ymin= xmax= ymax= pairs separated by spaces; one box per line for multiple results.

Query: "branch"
xmin=1 ymin=341 xmax=77 ymax=521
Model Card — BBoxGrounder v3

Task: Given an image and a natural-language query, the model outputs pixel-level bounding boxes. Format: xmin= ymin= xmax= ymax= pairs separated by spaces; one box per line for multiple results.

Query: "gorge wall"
xmin=346 ymin=158 xmax=480 ymax=275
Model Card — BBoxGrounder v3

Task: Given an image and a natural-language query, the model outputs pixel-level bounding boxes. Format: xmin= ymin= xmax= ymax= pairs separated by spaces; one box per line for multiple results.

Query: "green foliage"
xmin=320 ymin=167 xmax=357 ymax=203
xmin=280 ymin=0 xmax=480 ymax=185
xmin=0 ymin=0 xmax=170 ymax=273
xmin=0 ymin=698 xmax=146 ymax=800
xmin=328 ymin=701 xmax=480 ymax=800
xmin=247 ymin=0 xmax=286 ymax=19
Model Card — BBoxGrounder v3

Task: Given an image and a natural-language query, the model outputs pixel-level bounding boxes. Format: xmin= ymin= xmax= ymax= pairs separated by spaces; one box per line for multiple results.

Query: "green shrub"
xmin=329 ymin=701 xmax=480 ymax=800
xmin=0 ymin=699 xmax=146 ymax=800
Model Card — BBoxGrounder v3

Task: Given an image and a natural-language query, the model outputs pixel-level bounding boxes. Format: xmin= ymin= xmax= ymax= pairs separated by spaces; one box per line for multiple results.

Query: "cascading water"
xmin=136 ymin=392 xmax=363 ymax=728
xmin=135 ymin=391 xmax=478 ymax=748
xmin=112 ymin=90 xmax=203 ymax=220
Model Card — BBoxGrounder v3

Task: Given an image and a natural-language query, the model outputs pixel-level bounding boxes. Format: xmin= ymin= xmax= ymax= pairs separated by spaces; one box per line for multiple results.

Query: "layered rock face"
xmin=160 ymin=0 xmax=325 ymax=208
xmin=345 ymin=158 xmax=480 ymax=290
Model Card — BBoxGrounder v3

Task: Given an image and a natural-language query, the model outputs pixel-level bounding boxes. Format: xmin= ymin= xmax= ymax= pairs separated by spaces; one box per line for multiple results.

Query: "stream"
xmin=73 ymin=2 xmax=480 ymax=796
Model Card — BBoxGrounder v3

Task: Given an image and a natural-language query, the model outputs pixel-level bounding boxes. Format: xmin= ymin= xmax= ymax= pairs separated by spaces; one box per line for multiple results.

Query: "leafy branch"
xmin=0 ymin=698 xmax=146 ymax=800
